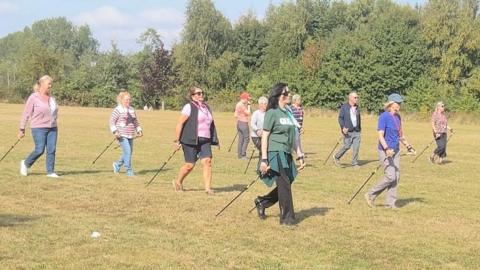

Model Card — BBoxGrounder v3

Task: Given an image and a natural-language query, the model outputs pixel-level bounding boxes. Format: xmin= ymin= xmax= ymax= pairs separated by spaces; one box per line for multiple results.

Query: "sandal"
xmin=172 ymin=180 xmax=184 ymax=192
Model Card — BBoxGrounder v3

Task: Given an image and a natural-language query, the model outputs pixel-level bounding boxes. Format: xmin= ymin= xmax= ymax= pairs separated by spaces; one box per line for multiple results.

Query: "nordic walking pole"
xmin=243 ymin=148 xmax=256 ymax=174
xmin=248 ymin=164 xmax=306 ymax=213
xmin=0 ymin=138 xmax=21 ymax=163
xmin=411 ymin=139 xmax=435 ymax=163
xmin=347 ymin=162 xmax=385 ymax=204
xmin=323 ymin=136 xmax=342 ymax=165
xmin=217 ymin=155 xmax=278 ymax=217
xmin=447 ymin=132 xmax=454 ymax=142
xmin=145 ymin=148 xmax=180 ymax=187
xmin=347 ymin=156 xmax=391 ymax=204
xmin=216 ymin=175 xmax=260 ymax=217
xmin=227 ymin=132 xmax=238 ymax=152
xmin=91 ymin=138 xmax=117 ymax=165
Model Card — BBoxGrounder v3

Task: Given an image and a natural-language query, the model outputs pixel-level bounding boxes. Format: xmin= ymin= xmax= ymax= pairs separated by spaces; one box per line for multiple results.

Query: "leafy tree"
xmin=137 ymin=29 xmax=176 ymax=109
xmin=174 ymin=0 xmax=232 ymax=89
xmin=421 ymin=0 xmax=480 ymax=84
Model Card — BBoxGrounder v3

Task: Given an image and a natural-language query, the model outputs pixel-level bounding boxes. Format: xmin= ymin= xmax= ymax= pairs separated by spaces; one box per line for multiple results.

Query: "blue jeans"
xmin=115 ymin=137 xmax=133 ymax=173
xmin=25 ymin=127 xmax=58 ymax=174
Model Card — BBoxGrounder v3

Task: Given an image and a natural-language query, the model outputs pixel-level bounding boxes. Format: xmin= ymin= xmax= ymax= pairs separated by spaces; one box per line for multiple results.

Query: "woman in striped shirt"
xmin=109 ymin=91 xmax=143 ymax=177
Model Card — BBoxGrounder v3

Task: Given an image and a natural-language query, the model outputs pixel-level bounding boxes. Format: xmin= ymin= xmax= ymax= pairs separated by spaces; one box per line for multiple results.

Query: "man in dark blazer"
xmin=333 ymin=92 xmax=361 ymax=168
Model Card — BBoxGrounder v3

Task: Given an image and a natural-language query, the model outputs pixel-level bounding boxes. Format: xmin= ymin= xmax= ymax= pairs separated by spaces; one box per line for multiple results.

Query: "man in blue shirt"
xmin=364 ymin=93 xmax=415 ymax=209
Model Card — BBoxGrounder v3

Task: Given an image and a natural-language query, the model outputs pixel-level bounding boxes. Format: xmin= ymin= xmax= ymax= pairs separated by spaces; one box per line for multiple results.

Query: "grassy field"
xmin=1 ymin=103 xmax=479 ymax=269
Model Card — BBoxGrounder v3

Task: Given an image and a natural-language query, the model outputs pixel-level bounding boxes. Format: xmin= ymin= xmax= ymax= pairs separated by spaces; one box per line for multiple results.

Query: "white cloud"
xmin=73 ymin=6 xmax=185 ymax=52
xmin=0 ymin=1 xmax=17 ymax=14
xmin=75 ymin=6 xmax=131 ymax=27
xmin=141 ymin=8 xmax=184 ymax=25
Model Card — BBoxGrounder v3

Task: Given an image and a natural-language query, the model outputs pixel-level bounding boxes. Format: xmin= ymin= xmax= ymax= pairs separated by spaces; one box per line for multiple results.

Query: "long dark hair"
xmin=267 ymin=82 xmax=288 ymax=110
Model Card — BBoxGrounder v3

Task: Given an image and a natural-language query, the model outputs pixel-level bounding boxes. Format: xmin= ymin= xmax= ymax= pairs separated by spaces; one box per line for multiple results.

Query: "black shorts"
xmin=182 ymin=137 xmax=212 ymax=163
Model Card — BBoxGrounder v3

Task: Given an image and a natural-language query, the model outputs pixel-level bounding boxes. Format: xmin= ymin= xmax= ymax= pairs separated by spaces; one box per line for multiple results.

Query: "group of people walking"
xmin=15 ymin=74 xmax=454 ymax=226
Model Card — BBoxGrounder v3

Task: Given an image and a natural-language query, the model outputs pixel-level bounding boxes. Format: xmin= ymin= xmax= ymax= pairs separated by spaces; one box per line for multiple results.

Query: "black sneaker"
xmin=254 ymin=198 xmax=266 ymax=220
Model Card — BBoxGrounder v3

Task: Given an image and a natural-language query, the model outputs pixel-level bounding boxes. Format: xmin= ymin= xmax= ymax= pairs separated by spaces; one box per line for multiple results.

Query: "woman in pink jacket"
xmin=18 ymin=75 xmax=59 ymax=178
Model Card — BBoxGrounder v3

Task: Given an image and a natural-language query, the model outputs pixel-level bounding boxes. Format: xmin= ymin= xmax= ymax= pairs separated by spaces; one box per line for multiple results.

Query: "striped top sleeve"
xmin=109 ymin=106 xmax=142 ymax=139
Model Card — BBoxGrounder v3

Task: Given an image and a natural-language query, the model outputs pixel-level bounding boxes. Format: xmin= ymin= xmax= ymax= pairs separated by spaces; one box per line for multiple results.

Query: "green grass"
xmin=1 ymin=103 xmax=479 ymax=269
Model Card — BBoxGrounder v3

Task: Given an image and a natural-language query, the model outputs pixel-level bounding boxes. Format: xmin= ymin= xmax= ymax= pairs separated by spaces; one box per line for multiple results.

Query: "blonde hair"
xmin=116 ymin=89 xmax=130 ymax=105
xmin=292 ymin=94 xmax=301 ymax=104
xmin=33 ymin=75 xmax=53 ymax=92
xmin=434 ymin=101 xmax=444 ymax=113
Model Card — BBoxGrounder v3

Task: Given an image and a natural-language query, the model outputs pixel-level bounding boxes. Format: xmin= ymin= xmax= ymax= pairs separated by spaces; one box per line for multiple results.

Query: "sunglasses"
xmin=281 ymin=91 xmax=289 ymax=97
xmin=353 ymin=96 xmax=359 ymax=99
xmin=192 ymin=91 xmax=204 ymax=96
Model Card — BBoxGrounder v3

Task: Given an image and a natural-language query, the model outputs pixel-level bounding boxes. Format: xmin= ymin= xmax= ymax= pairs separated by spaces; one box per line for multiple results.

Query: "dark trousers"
xmin=257 ymin=162 xmax=295 ymax=223
xmin=434 ymin=133 xmax=447 ymax=158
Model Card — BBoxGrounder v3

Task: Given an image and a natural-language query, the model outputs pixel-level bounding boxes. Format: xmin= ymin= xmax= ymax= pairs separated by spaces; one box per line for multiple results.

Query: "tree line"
xmin=0 ymin=0 xmax=479 ymax=113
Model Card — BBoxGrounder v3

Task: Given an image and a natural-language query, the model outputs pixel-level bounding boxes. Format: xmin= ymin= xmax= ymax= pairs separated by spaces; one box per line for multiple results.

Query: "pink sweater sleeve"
xmin=19 ymin=95 xmax=34 ymax=130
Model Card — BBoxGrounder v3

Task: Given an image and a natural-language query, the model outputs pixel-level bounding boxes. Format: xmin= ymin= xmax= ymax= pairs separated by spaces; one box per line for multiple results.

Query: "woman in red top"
xmin=430 ymin=102 xmax=453 ymax=164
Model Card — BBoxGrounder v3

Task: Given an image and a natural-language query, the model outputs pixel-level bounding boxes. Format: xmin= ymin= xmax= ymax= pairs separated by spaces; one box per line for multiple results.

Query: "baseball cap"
xmin=240 ymin=92 xmax=251 ymax=100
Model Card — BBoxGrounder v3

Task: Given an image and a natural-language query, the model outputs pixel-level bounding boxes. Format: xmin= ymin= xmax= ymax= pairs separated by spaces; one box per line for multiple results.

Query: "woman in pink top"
xmin=235 ymin=91 xmax=251 ymax=159
xmin=18 ymin=75 xmax=59 ymax=178
xmin=430 ymin=101 xmax=453 ymax=164
xmin=173 ymin=86 xmax=219 ymax=195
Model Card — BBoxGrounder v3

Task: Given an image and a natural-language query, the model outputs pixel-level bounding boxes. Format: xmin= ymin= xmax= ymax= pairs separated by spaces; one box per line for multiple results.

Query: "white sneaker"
xmin=46 ymin=173 xmax=59 ymax=178
xmin=20 ymin=160 xmax=28 ymax=176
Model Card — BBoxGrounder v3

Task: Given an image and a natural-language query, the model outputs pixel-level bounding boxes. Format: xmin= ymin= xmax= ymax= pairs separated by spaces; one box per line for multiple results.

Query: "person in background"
xmin=18 ymin=75 xmax=60 ymax=178
xmin=235 ymin=91 xmax=251 ymax=159
xmin=333 ymin=91 xmax=361 ymax=168
xmin=291 ymin=94 xmax=304 ymax=129
xmin=430 ymin=101 xmax=453 ymax=164
xmin=110 ymin=90 xmax=143 ymax=177
xmin=290 ymin=94 xmax=305 ymax=157
xmin=255 ymin=83 xmax=305 ymax=226
xmin=173 ymin=86 xmax=219 ymax=195
xmin=250 ymin=96 xmax=268 ymax=151
xmin=365 ymin=93 xmax=415 ymax=209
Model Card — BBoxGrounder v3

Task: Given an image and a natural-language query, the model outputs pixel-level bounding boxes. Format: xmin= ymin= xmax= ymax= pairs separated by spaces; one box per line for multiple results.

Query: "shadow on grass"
xmin=358 ymin=159 xmax=378 ymax=166
xmin=0 ymin=213 xmax=42 ymax=227
xmin=183 ymin=184 xmax=247 ymax=193
xmin=296 ymin=207 xmax=333 ymax=223
xmin=57 ymin=169 xmax=111 ymax=176
xmin=136 ymin=168 xmax=172 ymax=175
xmin=396 ymin=197 xmax=425 ymax=208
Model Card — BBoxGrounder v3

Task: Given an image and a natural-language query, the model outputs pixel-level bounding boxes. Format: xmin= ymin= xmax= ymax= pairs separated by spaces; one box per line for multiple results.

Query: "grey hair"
xmin=258 ymin=96 xmax=268 ymax=104
xmin=292 ymin=94 xmax=301 ymax=103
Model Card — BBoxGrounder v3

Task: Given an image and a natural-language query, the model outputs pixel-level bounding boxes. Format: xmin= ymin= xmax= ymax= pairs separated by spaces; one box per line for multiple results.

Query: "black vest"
xmin=180 ymin=102 xmax=219 ymax=146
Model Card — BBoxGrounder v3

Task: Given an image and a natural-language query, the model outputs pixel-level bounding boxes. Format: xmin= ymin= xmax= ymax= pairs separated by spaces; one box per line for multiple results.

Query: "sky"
xmin=0 ymin=0 xmax=426 ymax=53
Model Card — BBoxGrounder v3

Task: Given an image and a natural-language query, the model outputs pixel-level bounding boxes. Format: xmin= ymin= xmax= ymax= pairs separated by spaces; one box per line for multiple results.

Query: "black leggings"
xmin=257 ymin=158 xmax=295 ymax=223
xmin=434 ymin=133 xmax=447 ymax=158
